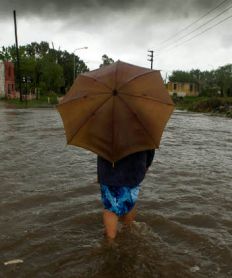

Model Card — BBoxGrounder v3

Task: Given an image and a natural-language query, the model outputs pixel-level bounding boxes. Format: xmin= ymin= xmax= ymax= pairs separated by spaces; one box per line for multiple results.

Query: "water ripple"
xmin=0 ymin=105 xmax=232 ymax=277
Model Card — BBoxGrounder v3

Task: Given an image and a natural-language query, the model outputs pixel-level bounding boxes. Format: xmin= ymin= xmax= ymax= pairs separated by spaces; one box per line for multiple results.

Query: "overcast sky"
xmin=0 ymin=0 xmax=232 ymax=76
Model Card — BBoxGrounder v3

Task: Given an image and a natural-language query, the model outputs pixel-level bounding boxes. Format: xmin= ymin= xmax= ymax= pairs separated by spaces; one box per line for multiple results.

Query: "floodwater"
xmin=0 ymin=102 xmax=231 ymax=278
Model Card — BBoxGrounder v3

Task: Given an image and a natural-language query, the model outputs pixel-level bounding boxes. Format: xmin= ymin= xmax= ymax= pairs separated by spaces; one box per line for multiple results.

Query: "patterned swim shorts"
xmin=100 ymin=184 xmax=140 ymax=216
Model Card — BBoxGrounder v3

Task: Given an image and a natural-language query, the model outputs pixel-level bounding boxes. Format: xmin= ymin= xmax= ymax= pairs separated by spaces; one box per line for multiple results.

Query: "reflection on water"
xmin=0 ymin=103 xmax=231 ymax=277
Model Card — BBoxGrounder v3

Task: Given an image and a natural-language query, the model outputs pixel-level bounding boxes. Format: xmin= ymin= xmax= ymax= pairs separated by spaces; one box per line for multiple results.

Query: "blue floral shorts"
xmin=100 ymin=184 xmax=140 ymax=216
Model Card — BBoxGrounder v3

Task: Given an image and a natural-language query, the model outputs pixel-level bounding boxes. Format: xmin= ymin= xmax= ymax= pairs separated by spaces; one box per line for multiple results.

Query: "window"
xmin=8 ymin=84 xmax=11 ymax=94
xmin=174 ymin=83 xmax=177 ymax=90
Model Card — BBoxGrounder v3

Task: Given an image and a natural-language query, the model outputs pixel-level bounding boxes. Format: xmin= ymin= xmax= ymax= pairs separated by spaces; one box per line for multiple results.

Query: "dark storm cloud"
xmin=0 ymin=0 xmax=223 ymax=19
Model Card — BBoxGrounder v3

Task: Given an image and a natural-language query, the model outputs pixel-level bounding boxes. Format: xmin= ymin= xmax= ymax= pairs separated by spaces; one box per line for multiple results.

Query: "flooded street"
xmin=0 ymin=103 xmax=231 ymax=277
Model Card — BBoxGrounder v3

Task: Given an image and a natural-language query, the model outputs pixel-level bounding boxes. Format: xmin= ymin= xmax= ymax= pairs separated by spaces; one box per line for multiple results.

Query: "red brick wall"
xmin=4 ymin=61 xmax=16 ymax=98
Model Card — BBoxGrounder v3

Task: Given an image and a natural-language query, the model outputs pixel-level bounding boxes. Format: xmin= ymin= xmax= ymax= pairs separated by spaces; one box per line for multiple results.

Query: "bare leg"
xmin=103 ymin=209 xmax=119 ymax=239
xmin=120 ymin=205 xmax=137 ymax=225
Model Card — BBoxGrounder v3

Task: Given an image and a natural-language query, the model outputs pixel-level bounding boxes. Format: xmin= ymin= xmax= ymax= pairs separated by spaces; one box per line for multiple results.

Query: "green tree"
xmin=39 ymin=57 xmax=65 ymax=93
xmin=99 ymin=54 xmax=114 ymax=67
xmin=169 ymin=70 xmax=195 ymax=83
xmin=214 ymin=65 xmax=232 ymax=97
xmin=0 ymin=41 xmax=89 ymax=95
xmin=57 ymin=50 xmax=89 ymax=91
xmin=0 ymin=46 xmax=12 ymax=60
xmin=168 ymin=68 xmax=231 ymax=96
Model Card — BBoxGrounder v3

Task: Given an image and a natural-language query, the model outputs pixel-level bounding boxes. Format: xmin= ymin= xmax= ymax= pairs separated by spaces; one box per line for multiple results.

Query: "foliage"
xmin=169 ymin=70 xmax=196 ymax=83
xmin=39 ymin=58 xmax=64 ymax=94
xmin=168 ymin=65 xmax=232 ymax=97
xmin=174 ymin=96 xmax=232 ymax=118
xmin=0 ymin=41 xmax=89 ymax=95
xmin=99 ymin=54 xmax=114 ymax=67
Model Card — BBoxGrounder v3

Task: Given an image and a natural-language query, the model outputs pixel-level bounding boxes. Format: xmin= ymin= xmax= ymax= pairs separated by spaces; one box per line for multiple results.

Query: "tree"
xmin=0 ymin=41 xmax=89 ymax=95
xmin=169 ymin=70 xmax=196 ymax=83
xmin=215 ymin=65 xmax=232 ymax=97
xmin=39 ymin=58 xmax=64 ymax=93
xmin=168 ymin=67 xmax=232 ymax=97
xmin=0 ymin=46 xmax=12 ymax=60
xmin=57 ymin=50 xmax=89 ymax=91
xmin=99 ymin=54 xmax=114 ymax=67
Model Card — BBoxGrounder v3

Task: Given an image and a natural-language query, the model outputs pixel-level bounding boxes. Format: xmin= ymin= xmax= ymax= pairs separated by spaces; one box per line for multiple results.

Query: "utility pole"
xmin=13 ymin=10 xmax=22 ymax=102
xmin=73 ymin=47 xmax=88 ymax=83
xmin=147 ymin=50 xmax=154 ymax=70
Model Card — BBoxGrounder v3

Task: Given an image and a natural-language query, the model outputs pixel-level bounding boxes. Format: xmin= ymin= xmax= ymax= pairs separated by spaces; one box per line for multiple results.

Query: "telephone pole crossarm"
xmin=147 ymin=50 xmax=154 ymax=70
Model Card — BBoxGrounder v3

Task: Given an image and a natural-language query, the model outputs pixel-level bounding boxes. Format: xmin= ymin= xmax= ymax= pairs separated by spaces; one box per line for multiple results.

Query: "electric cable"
xmin=158 ymin=0 xmax=231 ymax=47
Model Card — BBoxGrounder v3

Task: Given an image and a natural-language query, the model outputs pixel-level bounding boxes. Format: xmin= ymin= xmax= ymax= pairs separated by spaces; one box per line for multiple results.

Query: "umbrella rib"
xmin=58 ymin=92 xmax=110 ymax=105
xmin=111 ymin=62 xmax=119 ymax=158
xmin=115 ymin=61 xmax=119 ymax=89
xmin=67 ymin=95 xmax=112 ymax=145
xmin=117 ymin=95 xmax=156 ymax=144
xmin=82 ymin=75 xmax=113 ymax=91
xmin=119 ymin=92 xmax=174 ymax=106
xmin=118 ymin=70 xmax=157 ymax=90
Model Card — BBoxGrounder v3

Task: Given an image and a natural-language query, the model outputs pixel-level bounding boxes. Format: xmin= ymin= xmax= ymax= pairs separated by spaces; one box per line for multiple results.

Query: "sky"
xmin=0 ymin=0 xmax=232 ymax=77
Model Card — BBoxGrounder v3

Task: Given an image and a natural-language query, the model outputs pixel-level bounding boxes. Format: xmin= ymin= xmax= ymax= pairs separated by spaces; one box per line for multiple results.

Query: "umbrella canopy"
xmin=57 ymin=61 xmax=174 ymax=162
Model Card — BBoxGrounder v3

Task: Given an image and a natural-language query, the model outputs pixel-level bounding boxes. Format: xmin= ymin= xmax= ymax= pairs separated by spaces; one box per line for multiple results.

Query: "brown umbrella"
xmin=57 ymin=61 xmax=174 ymax=163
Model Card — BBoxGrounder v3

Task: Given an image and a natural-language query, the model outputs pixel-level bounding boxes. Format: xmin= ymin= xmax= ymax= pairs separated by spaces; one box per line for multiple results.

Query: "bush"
xmin=46 ymin=91 xmax=58 ymax=105
xmin=175 ymin=96 xmax=232 ymax=118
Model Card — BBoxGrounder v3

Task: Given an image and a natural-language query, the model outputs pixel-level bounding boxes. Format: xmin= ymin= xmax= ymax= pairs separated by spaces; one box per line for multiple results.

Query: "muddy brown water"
xmin=0 ymin=103 xmax=231 ymax=278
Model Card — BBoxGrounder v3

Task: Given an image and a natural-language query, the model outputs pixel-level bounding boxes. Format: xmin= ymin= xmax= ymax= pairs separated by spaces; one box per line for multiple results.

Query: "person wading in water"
xmin=97 ymin=149 xmax=155 ymax=240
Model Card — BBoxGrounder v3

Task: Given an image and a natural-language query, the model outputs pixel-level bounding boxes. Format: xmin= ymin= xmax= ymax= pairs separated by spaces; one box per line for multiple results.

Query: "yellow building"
xmin=166 ymin=81 xmax=199 ymax=97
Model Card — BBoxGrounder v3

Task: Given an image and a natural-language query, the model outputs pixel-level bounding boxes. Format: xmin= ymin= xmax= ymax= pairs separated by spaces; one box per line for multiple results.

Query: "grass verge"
xmin=174 ymin=96 xmax=232 ymax=118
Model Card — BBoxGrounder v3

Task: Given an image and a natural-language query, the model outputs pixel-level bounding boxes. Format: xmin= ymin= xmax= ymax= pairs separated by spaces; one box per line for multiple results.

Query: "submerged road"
xmin=0 ymin=104 xmax=231 ymax=277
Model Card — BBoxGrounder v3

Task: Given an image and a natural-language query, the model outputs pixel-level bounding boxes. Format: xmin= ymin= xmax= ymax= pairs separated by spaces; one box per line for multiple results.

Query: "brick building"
xmin=0 ymin=61 xmax=17 ymax=98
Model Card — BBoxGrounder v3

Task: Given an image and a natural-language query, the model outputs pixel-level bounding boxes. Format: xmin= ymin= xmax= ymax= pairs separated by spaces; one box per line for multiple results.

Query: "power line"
xmin=158 ymin=0 xmax=231 ymax=47
xmin=159 ymin=2 xmax=232 ymax=52
xmin=162 ymin=13 xmax=232 ymax=53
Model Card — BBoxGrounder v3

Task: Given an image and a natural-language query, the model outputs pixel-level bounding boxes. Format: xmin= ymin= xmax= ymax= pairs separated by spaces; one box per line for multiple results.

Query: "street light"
xmin=73 ymin=47 xmax=88 ymax=82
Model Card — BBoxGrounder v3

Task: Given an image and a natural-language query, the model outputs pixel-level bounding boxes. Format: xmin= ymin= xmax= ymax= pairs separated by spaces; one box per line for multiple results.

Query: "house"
xmin=0 ymin=61 xmax=4 ymax=98
xmin=166 ymin=81 xmax=199 ymax=97
xmin=0 ymin=61 xmax=18 ymax=99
